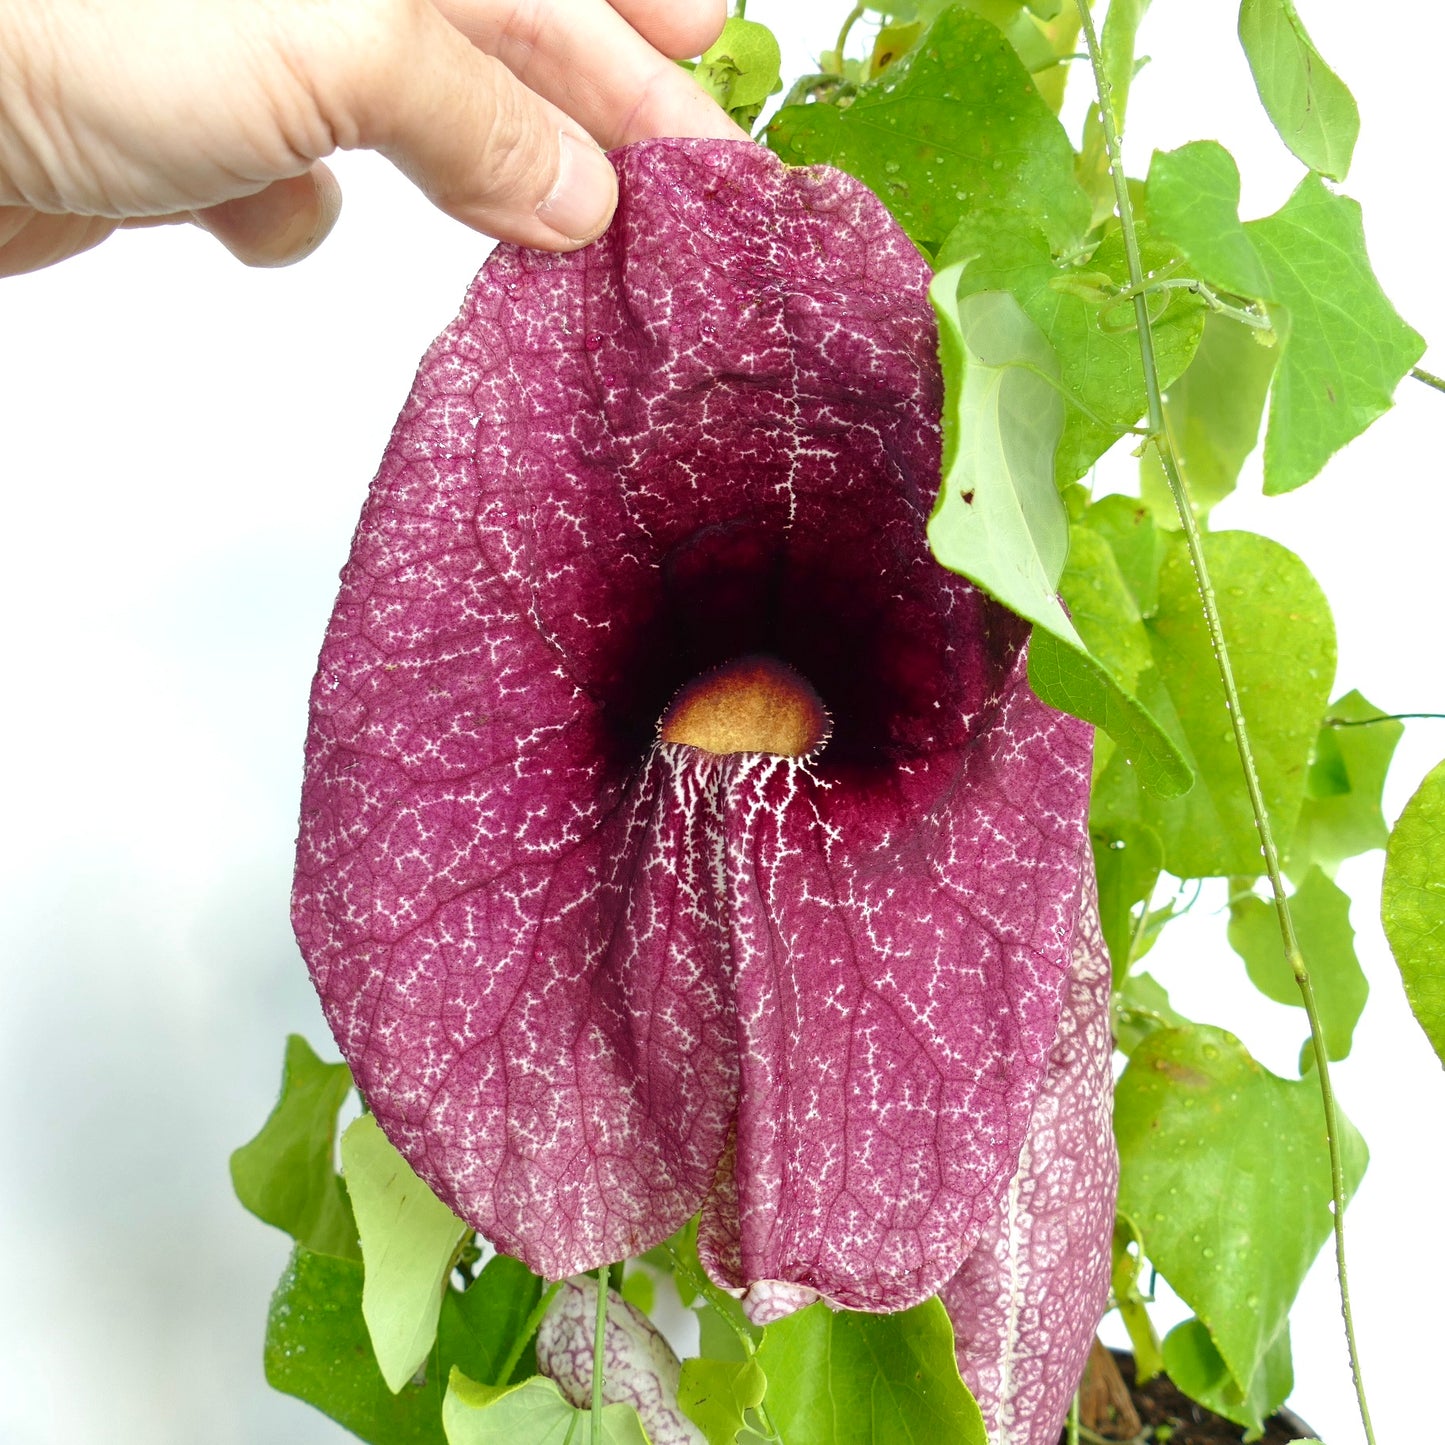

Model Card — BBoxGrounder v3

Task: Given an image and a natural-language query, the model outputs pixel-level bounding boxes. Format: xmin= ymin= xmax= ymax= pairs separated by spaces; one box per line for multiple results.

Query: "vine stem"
xmin=1411 ymin=365 xmax=1445 ymax=393
xmin=1073 ymin=5 xmax=1377 ymax=1444
xmin=592 ymin=1266 xmax=608 ymax=1445
xmin=833 ymin=3 xmax=865 ymax=66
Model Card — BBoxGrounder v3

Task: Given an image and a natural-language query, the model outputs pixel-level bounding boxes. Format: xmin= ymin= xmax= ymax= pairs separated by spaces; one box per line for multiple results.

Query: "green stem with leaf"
xmin=1073 ymin=4 xmax=1376 ymax=1442
xmin=591 ymin=1266 xmax=608 ymax=1444
xmin=492 ymin=1279 xmax=563 ymax=1386
xmin=665 ymin=1240 xmax=781 ymax=1440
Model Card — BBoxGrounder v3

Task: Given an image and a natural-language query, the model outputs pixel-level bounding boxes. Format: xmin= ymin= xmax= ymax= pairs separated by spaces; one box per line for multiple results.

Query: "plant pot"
xmin=1055 ymin=1346 xmax=1319 ymax=1444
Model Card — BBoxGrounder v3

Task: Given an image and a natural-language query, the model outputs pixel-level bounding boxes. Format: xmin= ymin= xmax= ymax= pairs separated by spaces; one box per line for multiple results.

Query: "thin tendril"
xmin=1326 ymin=711 xmax=1445 ymax=726
xmin=833 ymin=3 xmax=865 ymax=66
xmin=1122 ymin=276 xmax=1274 ymax=330
xmin=1073 ymin=5 xmax=1376 ymax=1443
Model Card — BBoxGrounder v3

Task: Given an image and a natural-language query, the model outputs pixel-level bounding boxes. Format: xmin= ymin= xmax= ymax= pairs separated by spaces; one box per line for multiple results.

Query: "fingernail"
xmin=537 ymin=132 xmax=617 ymax=246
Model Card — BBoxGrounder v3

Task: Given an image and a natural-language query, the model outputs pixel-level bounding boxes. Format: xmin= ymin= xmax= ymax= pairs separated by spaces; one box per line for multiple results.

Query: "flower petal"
xmin=294 ymin=138 xmax=1095 ymax=1307
xmin=939 ymin=871 xmax=1117 ymax=1444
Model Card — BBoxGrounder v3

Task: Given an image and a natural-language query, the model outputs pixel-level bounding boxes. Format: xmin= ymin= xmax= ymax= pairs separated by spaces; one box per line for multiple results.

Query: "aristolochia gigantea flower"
xmin=293 ymin=138 xmax=1114 ymax=1443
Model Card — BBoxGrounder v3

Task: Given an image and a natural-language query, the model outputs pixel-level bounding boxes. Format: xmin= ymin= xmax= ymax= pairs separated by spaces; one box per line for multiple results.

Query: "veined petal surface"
xmin=294 ymin=138 xmax=1094 ymax=1310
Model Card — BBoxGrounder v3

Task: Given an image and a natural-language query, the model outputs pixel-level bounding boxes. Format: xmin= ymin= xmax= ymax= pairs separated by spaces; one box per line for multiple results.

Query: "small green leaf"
xmin=1290 ymin=690 xmax=1404 ymax=872
xmin=978 ymin=0 xmax=1059 ymax=75
xmin=1135 ymin=898 xmax=1186 ymax=962
xmin=1111 ymin=971 xmax=1187 ymax=1057
xmin=696 ymin=1298 xmax=753 ymax=1364
xmin=1093 ymin=823 xmax=1163 ymax=980
xmin=928 ymin=277 xmax=1187 ymax=791
xmin=265 ymin=1245 xmax=447 ymax=1445
xmin=342 ymin=1113 xmax=469 ymax=1393
xmin=442 ymin=1371 xmax=651 ymax=1445
xmin=619 ymin=1266 xmax=655 ymax=1318
xmin=1381 ymin=757 xmax=1445 ymax=1067
xmin=1147 ymin=142 xmax=1271 ymax=301
xmin=1116 ymin=1025 xmax=1366 ymax=1396
xmin=938 ymin=209 xmax=1205 ymax=484
xmin=694 ymin=18 xmax=783 ymax=127
xmin=1082 ymin=494 xmax=1164 ymax=618
xmin=1246 ymin=176 xmax=1425 ymax=494
xmin=1163 ymin=1317 xmax=1293 ymax=1436
xmin=755 ymin=1297 xmax=987 ymax=1445
xmin=263 ymin=1244 xmax=545 ymax=1441
xmin=868 ymin=18 xmax=924 ymax=77
xmin=1149 ymin=151 xmax=1422 ymax=495
xmin=1111 ymin=1217 xmax=1164 ymax=1381
xmin=864 ymin=0 xmax=1057 ymax=80
xmin=1140 ymin=312 xmax=1277 ymax=526
xmin=231 ymin=1034 xmax=360 ymax=1260
xmin=767 ymin=8 xmax=1089 ymax=252
xmin=862 ymin=0 xmax=925 ymax=19
xmin=1028 ymin=3 xmax=1081 ymax=113
xmin=927 ymin=273 xmax=1071 ymax=637
xmin=438 ymin=1255 xmax=545 ymax=1387
xmin=1059 ymin=526 xmax=1152 ymax=707
xmin=1097 ymin=0 xmax=1151 ymax=129
xmin=1040 ymin=525 xmax=1191 ymax=794
xmin=678 ymin=1357 xmax=767 ymax=1445
xmin=1237 ymin=0 xmax=1359 ymax=180
xmin=1091 ymin=531 xmax=1336 ymax=878
xmin=1077 ymin=0 xmax=1154 ymax=225
xmin=1028 ymin=638 xmax=1193 ymax=800
xmin=1228 ymin=867 xmax=1368 ymax=1061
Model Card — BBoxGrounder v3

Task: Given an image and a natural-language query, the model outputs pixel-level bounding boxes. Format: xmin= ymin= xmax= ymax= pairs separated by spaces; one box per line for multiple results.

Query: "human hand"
xmin=0 ymin=0 xmax=741 ymax=276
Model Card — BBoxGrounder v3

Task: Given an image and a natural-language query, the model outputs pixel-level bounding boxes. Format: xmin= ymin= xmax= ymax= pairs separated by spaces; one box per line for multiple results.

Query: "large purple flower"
xmin=294 ymin=138 xmax=1109 ymax=1407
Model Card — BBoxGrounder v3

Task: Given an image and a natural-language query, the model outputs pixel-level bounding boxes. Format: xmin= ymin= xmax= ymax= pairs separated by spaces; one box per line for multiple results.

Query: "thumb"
xmin=324 ymin=0 xmax=617 ymax=251
xmin=190 ymin=165 xmax=343 ymax=267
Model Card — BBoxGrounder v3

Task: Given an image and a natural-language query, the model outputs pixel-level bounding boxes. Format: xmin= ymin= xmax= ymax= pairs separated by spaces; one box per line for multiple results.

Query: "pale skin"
xmin=0 ymin=0 xmax=743 ymax=276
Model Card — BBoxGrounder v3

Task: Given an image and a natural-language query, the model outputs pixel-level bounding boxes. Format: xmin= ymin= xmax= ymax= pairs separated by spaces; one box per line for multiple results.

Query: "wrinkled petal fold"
xmin=941 ymin=872 xmax=1117 ymax=1444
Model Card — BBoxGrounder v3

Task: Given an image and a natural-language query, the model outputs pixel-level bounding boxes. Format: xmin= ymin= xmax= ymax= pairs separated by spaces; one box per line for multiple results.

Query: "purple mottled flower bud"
xmin=537 ymin=1277 xmax=703 ymax=1445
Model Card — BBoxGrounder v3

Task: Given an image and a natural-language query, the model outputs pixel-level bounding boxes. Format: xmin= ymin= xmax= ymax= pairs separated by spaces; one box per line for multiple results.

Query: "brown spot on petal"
xmin=660 ymin=654 xmax=830 ymax=758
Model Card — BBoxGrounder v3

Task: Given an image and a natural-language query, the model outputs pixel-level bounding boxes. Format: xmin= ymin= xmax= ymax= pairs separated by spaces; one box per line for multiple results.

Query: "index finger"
xmin=433 ymin=0 xmax=747 ymax=148
xmin=605 ymin=0 xmax=727 ymax=61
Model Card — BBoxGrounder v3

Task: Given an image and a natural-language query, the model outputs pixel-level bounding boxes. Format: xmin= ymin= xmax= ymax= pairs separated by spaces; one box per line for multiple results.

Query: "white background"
xmin=1 ymin=2 xmax=1439 ymax=1442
